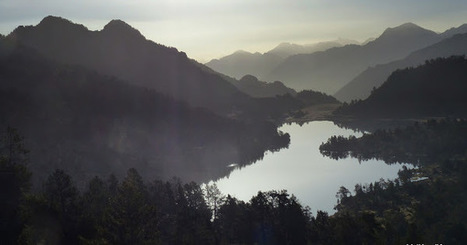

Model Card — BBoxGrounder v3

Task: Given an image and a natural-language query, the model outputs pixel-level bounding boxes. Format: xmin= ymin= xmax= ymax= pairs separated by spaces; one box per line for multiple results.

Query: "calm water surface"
xmin=213 ymin=121 xmax=406 ymax=214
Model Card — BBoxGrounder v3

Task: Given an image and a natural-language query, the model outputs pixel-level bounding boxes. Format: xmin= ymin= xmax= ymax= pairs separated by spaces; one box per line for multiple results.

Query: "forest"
xmin=0 ymin=40 xmax=293 ymax=186
xmin=320 ymin=119 xmax=467 ymax=244
xmin=3 ymin=118 xmax=467 ymax=244
xmin=334 ymin=56 xmax=467 ymax=118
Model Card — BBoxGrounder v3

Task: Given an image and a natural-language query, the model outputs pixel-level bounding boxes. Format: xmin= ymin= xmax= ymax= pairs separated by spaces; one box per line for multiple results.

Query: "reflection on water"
xmin=212 ymin=121 xmax=407 ymax=214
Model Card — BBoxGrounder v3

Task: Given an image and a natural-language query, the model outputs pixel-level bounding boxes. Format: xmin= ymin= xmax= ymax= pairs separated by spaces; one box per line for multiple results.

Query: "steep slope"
xmin=8 ymin=16 xmax=250 ymax=116
xmin=334 ymin=56 xmax=467 ymax=118
xmin=205 ymin=39 xmax=355 ymax=80
xmin=266 ymin=23 xmax=441 ymax=94
xmin=335 ymin=33 xmax=467 ymax=102
xmin=0 ymin=40 xmax=290 ymax=185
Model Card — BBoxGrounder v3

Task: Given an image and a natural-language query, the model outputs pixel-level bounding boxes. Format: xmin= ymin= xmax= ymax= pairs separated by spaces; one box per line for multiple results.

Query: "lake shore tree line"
xmin=2 ymin=119 xmax=467 ymax=244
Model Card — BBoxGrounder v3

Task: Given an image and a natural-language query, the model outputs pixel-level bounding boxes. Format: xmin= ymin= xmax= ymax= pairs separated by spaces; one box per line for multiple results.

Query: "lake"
xmin=212 ymin=120 xmax=407 ymax=214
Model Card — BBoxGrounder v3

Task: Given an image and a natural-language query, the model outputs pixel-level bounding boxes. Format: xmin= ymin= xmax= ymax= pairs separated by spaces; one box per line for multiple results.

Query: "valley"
xmin=1 ymin=12 xmax=467 ymax=244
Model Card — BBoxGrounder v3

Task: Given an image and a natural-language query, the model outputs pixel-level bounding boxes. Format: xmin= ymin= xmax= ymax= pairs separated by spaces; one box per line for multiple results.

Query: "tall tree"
xmin=99 ymin=168 xmax=159 ymax=244
xmin=43 ymin=169 xmax=81 ymax=244
xmin=204 ymin=183 xmax=225 ymax=221
xmin=0 ymin=127 xmax=31 ymax=244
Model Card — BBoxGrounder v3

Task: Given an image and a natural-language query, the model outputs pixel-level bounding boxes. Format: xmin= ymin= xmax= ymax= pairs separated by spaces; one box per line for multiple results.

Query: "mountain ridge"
xmin=205 ymin=39 xmax=356 ymax=80
xmin=334 ymin=56 xmax=467 ymax=118
xmin=8 ymin=16 xmax=251 ymax=117
xmin=0 ymin=37 xmax=290 ymax=185
xmin=335 ymin=32 xmax=467 ymax=102
xmin=265 ymin=22 xmax=443 ymax=94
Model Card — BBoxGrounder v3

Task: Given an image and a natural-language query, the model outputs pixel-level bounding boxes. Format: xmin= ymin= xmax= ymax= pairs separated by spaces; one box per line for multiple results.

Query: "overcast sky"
xmin=1 ymin=0 xmax=466 ymax=62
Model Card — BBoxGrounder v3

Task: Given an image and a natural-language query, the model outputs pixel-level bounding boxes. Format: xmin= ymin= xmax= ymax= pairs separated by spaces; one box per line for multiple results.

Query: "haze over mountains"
xmin=208 ymin=22 xmax=467 ymax=97
xmin=335 ymin=32 xmax=467 ymax=102
xmin=1 ymin=16 xmax=302 ymax=184
xmin=205 ymin=39 xmax=357 ymax=80
xmin=3 ymin=16 xmax=466 ymax=185
xmin=9 ymin=16 xmax=253 ymax=117
xmin=266 ymin=23 xmax=444 ymax=94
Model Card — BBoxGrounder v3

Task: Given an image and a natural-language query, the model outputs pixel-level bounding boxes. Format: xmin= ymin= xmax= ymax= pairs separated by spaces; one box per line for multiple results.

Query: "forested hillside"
xmin=335 ymin=56 xmax=467 ymax=118
xmin=335 ymin=33 xmax=467 ymax=102
xmin=8 ymin=16 xmax=252 ymax=116
xmin=0 ymin=40 xmax=290 ymax=185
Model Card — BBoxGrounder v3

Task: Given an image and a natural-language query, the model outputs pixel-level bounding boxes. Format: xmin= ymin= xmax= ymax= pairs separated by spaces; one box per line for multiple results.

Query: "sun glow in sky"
xmin=1 ymin=0 xmax=466 ymax=62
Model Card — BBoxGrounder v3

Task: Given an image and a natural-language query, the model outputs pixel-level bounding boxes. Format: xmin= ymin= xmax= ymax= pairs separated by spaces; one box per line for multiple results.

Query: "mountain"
xmin=334 ymin=56 xmax=467 ymax=118
xmin=205 ymin=39 xmax=356 ymax=80
xmin=265 ymin=23 xmax=442 ymax=94
xmin=229 ymin=75 xmax=296 ymax=98
xmin=205 ymin=50 xmax=283 ymax=80
xmin=334 ymin=33 xmax=467 ymax=102
xmin=265 ymin=39 xmax=358 ymax=58
xmin=0 ymin=39 xmax=290 ymax=185
xmin=440 ymin=23 xmax=467 ymax=38
xmin=8 ymin=16 xmax=252 ymax=116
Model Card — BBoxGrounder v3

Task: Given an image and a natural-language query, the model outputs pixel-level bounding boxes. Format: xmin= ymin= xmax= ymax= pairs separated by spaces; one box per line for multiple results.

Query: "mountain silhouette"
xmin=8 ymin=16 xmax=251 ymax=116
xmin=266 ymin=39 xmax=358 ymax=58
xmin=205 ymin=39 xmax=355 ymax=80
xmin=230 ymin=75 xmax=296 ymax=98
xmin=0 ymin=38 xmax=290 ymax=185
xmin=334 ymin=56 xmax=467 ymax=118
xmin=335 ymin=32 xmax=467 ymax=102
xmin=265 ymin=23 xmax=442 ymax=94
xmin=205 ymin=50 xmax=283 ymax=80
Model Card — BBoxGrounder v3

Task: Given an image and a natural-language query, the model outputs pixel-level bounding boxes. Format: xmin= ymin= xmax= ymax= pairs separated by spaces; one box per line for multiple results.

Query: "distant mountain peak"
xmin=37 ymin=15 xmax=88 ymax=32
xmin=39 ymin=15 xmax=72 ymax=26
xmin=102 ymin=19 xmax=144 ymax=39
xmin=233 ymin=50 xmax=252 ymax=55
xmin=240 ymin=74 xmax=259 ymax=82
xmin=380 ymin=22 xmax=430 ymax=37
xmin=374 ymin=22 xmax=437 ymax=44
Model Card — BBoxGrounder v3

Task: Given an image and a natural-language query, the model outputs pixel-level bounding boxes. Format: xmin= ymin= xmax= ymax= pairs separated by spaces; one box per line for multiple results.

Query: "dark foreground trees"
xmin=4 ymin=122 xmax=467 ymax=244
xmin=9 ymin=167 xmax=313 ymax=244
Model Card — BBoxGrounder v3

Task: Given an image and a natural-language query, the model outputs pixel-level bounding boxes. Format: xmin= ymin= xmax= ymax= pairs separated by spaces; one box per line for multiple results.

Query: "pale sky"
xmin=1 ymin=0 xmax=466 ymax=62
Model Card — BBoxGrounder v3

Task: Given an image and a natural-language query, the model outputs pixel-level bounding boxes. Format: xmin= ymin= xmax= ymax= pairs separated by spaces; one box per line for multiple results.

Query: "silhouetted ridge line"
xmin=102 ymin=19 xmax=145 ymax=40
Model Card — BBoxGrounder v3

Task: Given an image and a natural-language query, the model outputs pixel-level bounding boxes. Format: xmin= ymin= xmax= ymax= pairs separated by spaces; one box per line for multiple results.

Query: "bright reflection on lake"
xmin=213 ymin=121 xmax=407 ymax=214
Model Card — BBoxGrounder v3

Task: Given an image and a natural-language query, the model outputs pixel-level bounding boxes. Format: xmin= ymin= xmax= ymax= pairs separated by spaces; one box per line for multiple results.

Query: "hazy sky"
xmin=1 ymin=0 xmax=466 ymax=62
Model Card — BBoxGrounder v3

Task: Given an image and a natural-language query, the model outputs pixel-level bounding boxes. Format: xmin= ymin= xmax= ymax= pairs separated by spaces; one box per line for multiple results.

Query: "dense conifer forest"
xmin=335 ymin=56 xmax=467 ymax=118
xmin=3 ymin=119 xmax=467 ymax=244
xmin=320 ymin=119 xmax=467 ymax=244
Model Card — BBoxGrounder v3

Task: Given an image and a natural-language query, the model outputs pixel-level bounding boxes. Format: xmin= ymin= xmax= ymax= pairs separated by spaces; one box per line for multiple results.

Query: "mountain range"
xmin=1 ymin=17 xmax=296 ymax=185
xmin=334 ymin=32 xmax=467 ymax=102
xmin=334 ymin=56 xmax=467 ymax=118
xmin=205 ymin=39 xmax=356 ymax=80
xmin=208 ymin=22 xmax=467 ymax=97
xmin=9 ymin=16 xmax=253 ymax=117
xmin=265 ymin=23 xmax=446 ymax=94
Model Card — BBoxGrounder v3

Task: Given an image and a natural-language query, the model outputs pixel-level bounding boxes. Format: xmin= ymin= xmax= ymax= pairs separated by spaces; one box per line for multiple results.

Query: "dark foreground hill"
xmin=8 ymin=16 xmax=255 ymax=117
xmin=0 ymin=40 xmax=289 ymax=185
xmin=334 ymin=56 xmax=467 ymax=118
